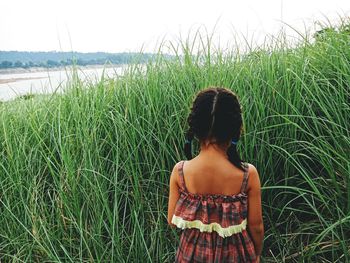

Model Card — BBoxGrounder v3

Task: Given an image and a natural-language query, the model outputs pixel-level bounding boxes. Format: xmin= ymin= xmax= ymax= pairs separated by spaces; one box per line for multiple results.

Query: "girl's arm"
xmin=247 ymin=164 xmax=264 ymax=257
xmin=167 ymin=162 xmax=181 ymax=227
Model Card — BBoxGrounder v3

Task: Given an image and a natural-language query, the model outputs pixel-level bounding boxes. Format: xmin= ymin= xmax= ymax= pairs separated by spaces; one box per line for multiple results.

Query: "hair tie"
xmin=231 ymin=139 xmax=238 ymax=145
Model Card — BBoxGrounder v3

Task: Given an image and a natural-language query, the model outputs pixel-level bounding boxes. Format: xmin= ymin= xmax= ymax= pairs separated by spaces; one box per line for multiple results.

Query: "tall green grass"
xmin=0 ymin=22 xmax=349 ymax=262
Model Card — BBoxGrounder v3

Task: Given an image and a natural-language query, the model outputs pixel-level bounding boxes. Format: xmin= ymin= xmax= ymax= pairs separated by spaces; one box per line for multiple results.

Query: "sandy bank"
xmin=0 ymin=77 xmax=46 ymax=84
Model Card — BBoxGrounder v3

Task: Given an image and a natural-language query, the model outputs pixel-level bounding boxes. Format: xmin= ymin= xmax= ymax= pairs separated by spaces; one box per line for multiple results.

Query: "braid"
xmin=227 ymin=127 xmax=244 ymax=171
xmin=184 ymin=128 xmax=194 ymax=159
xmin=226 ymin=108 xmax=245 ymax=172
xmin=227 ymin=143 xmax=243 ymax=170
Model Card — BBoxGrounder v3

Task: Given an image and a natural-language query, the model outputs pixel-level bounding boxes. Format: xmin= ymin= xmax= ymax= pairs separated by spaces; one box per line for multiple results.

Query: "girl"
xmin=167 ymin=87 xmax=264 ymax=262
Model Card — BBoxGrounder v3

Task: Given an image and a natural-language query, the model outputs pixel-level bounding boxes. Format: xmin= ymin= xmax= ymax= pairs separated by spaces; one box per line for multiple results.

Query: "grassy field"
xmin=0 ymin=22 xmax=349 ymax=262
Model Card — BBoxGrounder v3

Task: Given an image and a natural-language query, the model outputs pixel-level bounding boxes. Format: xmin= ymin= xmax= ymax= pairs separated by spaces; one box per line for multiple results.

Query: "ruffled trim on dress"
xmin=171 ymin=215 xmax=247 ymax=238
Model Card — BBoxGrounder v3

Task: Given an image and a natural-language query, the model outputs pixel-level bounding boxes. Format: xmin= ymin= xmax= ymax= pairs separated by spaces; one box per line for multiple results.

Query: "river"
xmin=0 ymin=65 xmax=126 ymax=102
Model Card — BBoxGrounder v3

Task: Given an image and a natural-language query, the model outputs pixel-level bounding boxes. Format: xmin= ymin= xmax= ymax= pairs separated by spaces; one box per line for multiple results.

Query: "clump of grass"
xmin=0 ymin=20 xmax=349 ymax=262
xmin=16 ymin=93 xmax=37 ymax=101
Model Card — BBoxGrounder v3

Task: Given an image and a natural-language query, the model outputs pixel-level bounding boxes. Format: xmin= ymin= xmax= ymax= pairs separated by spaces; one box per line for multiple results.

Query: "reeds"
xmin=0 ymin=21 xmax=349 ymax=262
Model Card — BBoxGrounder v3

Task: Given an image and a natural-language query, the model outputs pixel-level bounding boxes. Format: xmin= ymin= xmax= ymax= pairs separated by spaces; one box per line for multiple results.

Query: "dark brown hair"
xmin=184 ymin=87 xmax=245 ymax=171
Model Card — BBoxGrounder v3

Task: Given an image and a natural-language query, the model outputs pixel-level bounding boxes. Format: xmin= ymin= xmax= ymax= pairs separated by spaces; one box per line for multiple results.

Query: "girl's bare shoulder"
xmin=245 ymin=163 xmax=261 ymax=187
xmin=245 ymin=163 xmax=258 ymax=174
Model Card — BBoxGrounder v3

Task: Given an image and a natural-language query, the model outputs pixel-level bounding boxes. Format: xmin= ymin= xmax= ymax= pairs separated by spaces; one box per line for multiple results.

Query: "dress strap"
xmin=240 ymin=162 xmax=249 ymax=193
xmin=178 ymin=160 xmax=188 ymax=192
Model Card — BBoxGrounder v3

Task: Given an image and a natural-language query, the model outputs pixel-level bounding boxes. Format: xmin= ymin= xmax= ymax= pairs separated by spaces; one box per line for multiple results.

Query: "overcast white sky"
xmin=1 ymin=0 xmax=350 ymax=53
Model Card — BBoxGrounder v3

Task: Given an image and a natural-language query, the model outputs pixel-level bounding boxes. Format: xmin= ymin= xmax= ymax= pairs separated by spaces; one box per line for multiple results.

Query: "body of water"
xmin=0 ymin=66 xmax=125 ymax=101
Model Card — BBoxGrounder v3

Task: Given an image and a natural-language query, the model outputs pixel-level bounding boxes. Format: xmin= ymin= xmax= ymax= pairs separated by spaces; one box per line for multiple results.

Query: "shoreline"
xmin=0 ymin=64 xmax=126 ymax=75
xmin=0 ymin=76 xmax=46 ymax=84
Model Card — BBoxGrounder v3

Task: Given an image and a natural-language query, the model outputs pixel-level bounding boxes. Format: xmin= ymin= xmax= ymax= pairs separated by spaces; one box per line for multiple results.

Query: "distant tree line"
xmin=0 ymin=51 xmax=156 ymax=69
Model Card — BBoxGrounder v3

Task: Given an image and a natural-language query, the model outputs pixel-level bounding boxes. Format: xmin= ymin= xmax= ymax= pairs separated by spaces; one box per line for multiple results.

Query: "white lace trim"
xmin=171 ymin=215 xmax=247 ymax=238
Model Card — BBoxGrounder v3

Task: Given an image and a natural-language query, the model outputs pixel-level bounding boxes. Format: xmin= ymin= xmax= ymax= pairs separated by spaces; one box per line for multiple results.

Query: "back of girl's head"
xmin=184 ymin=87 xmax=245 ymax=171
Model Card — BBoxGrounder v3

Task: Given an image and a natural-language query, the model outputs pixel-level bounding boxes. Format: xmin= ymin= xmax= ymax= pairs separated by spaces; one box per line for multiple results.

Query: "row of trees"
xmin=0 ymin=52 xmax=155 ymax=69
xmin=0 ymin=59 xmax=115 ymax=69
xmin=0 ymin=60 xmax=58 ymax=69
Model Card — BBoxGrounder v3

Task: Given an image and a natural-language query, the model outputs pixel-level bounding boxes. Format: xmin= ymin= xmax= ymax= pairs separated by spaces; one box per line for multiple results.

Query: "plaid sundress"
xmin=171 ymin=160 xmax=257 ymax=262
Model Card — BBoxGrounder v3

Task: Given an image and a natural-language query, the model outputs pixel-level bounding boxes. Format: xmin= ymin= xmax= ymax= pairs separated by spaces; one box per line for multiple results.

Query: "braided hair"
xmin=184 ymin=87 xmax=245 ymax=171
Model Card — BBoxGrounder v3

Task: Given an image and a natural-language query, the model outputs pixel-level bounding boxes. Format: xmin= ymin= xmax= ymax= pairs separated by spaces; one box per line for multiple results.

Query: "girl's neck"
xmin=198 ymin=140 xmax=229 ymax=159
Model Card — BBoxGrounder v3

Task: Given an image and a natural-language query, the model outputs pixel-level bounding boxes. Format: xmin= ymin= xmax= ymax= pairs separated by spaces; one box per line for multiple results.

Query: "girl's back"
xmin=182 ymin=155 xmax=246 ymax=196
